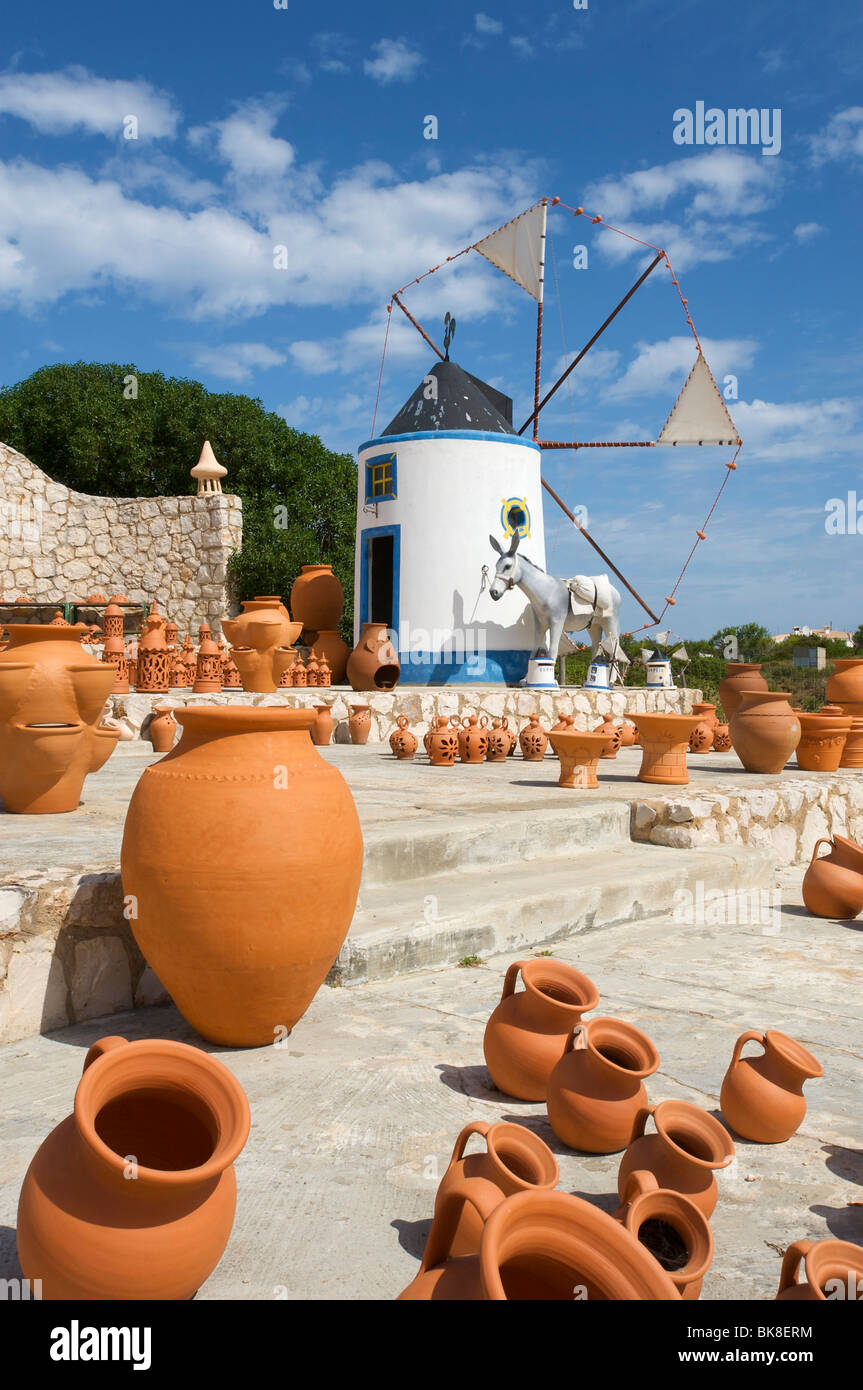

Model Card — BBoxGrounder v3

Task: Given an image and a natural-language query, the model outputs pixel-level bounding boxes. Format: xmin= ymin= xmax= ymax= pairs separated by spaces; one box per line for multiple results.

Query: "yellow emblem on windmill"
xmin=500 ymin=496 xmax=531 ymax=539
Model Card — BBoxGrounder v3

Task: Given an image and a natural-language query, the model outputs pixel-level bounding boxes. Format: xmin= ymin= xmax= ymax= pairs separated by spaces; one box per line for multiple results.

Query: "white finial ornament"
xmin=191 ymin=440 xmax=228 ymax=496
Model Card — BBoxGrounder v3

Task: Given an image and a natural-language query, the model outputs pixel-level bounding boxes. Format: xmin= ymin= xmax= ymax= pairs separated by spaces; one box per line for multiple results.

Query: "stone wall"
xmin=0 ymin=440 xmax=242 ymax=634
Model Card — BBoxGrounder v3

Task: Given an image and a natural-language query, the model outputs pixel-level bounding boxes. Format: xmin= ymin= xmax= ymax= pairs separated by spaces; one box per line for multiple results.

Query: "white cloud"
xmin=793 ymin=221 xmax=826 ymax=242
xmin=0 ymin=66 xmax=178 ymax=139
xmin=363 ymin=39 xmax=423 ymax=85
xmin=190 ymin=102 xmax=295 ymax=179
xmin=602 ymin=335 xmax=757 ymax=404
xmin=731 ymin=396 xmax=862 ymax=463
xmin=185 ymin=342 xmax=287 ymax=382
xmin=810 ymin=107 xmax=863 ymax=164
xmin=510 ymin=36 xmax=536 ymax=59
xmin=475 ymin=13 xmax=503 ymax=34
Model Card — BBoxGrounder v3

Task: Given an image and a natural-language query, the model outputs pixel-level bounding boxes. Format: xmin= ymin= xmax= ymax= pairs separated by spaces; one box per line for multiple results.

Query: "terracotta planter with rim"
xmin=729 ymin=690 xmax=801 ymax=774
xmin=802 ymin=833 xmax=863 ymax=919
xmin=795 ymin=710 xmax=852 ymax=771
xmin=631 ymin=713 xmax=702 ymax=785
xmin=618 ymin=1100 xmax=735 ymax=1218
xmin=720 ymin=1029 xmax=823 ymax=1143
xmin=615 ymin=1170 xmax=713 ymax=1300
xmin=547 ymin=1017 xmax=661 ymax=1154
xmin=483 ymin=958 xmax=599 ymax=1101
xmin=431 ymin=1120 xmax=559 ymax=1259
xmin=549 ymin=730 xmax=609 ymax=789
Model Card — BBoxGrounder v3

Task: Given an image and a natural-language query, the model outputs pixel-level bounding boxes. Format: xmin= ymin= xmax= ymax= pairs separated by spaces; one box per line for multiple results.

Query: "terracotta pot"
xmin=826 ymin=658 xmax=863 ymax=708
xmin=549 ymin=730 xmax=608 ymax=789
xmin=222 ymin=602 xmax=302 ymax=693
xmin=691 ymin=701 xmax=718 ymax=729
xmin=720 ymin=1029 xmax=823 ymax=1144
xmin=712 ymin=723 xmax=732 ymax=752
xmin=617 ymin=721 xmax=638 ymax=748
xmin=389 ymin=714 xmax=417 ymax=760
xmin=348 ymin=703 xmax=372 ymax=745
xmin=16 ymin=1035 xmax=250 ymax=1299
xmin=618 ymin=1101 xmax=735 ymax=1218
xmin=0 ymin=625 xmax=119 ymax=813
xmin=593 ymin=715 xmax=622 ymax=759
xmin=289 ymin=565 xmax=344 ymax=632
xmin=432 ymin=1120 xmax=559 ymax=1259
xmin=775 ymin=1239 xmax=863 ymax=1302
xmin=689 ymin=703 xmax=717 ymax=754
xmin=428 ymin=716 xmax=459 ymax=766
xmin=148 ymin=705 xmax=178 ymax=753
xmin=483 ymin=959 xmax=599 ymax=1101
xmin=459 ymin=715 xmax=488 ymax=764
xmin=718 ymin=662 xmax=768 ymax=720
xmin=615 ymin=1170 xmax=713 ymax=1300
xmin=632 ymin=713 xmax=702 ymax=786
xmin=803 ymin=833 xmax=863 ymax=919
xmin=308 ymin=629 xmax=350 ymax=685
xmin=346 ymin=622 xmax=400 ymax=691
xmin=120 ymin=706 xmax=363 ymax=1046
xmin=311 ymin=704 xmax=336 ymax=746
xmin=398 ymin=1189 xmax=679 ymax=1300
xmin=547 ymin=1017 xmax=661 ymax=1153
xmin=485 ymin=717 xmax=512 ymax=761
xmin=729 ymin=690 xmax=801 ymax=774
xmin=193 ymin=635 xmax=223 ymax=694
xmin=518 ymin=714 xmax=548 ymax=761
xmin=839 ymin=715 xmax=863 ymax=768
xmin=795 ymin=710 xmax=852 ymax=771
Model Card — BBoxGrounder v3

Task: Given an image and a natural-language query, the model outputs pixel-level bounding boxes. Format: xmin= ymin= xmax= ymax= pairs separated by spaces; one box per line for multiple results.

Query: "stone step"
xmin=360 ymin=801 xmax=631 ymax=887
xmin=331 ymin=842 xmax=776 ymax=986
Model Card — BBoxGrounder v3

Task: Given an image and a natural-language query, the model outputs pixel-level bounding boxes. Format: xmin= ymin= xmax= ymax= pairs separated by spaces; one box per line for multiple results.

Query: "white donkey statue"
xmin=488 ymin=531 xmax=630 ymax=682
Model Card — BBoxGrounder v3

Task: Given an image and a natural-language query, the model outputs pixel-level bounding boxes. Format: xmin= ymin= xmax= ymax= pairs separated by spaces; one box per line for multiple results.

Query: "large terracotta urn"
xmin=730 ymin=690 xmax=801 ymax=773
xmin=121 ymin=706 xmax=363 ymax=1046
xmin=431 ymin=1120 xmax=559 ymax=1259
xmin=483 ymin=959 xmax=599 ymax=1101
xmin=826 ymin=657 xmax=863 ymax=713
xmin=222 ymin=600 xmax=302 ymax=693
xmin=718 ymin=662 xmax=768 ymax=720
xmin=17 ymin=1035 xmax=250 ymax=1300
xmin=547 ymin=1017 xmax=660 ymax=1153
xmin=631 ymin=713 xmax=702 ymax=785
xmin=720 ymin=1029 xmax=823 ymax=1143
xmin=802 ymin=833 xmax=863 ymax=919
xmin=289 ymin=565 xmax=344 ymax=632
xmin=617 ymin=1101 xmax=735 ymax=1218
xmin=0 ymin=625 xmax=119 ymax=813
xmin=346 ymin=622 xmax=400 ymax=691
xmin=775 ymin=1239 xmax=863 ymax=1301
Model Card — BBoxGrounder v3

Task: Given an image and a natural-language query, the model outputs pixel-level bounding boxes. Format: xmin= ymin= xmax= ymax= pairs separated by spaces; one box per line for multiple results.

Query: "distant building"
xmin=793 ymin=646 xmax=826 ymax=669
xmin=773 ymin=625 xmax=853 ymax=647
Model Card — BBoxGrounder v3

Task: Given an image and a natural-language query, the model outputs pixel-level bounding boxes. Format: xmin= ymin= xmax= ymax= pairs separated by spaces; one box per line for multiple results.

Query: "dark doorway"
xmin=369 ymin=533 xmax=394 ymax=628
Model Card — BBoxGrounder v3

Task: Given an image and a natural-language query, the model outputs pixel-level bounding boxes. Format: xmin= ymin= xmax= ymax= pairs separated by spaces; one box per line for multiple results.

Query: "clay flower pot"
xmin=615 ymin=1170 xmax=713 ymax=1300
xmin=593 ymin=715 xmax=622 ymax=759
xmin=16 ymin=1035 xmax=250 ymax=1299
xmin=775 ymin=1239 xmax=863 ymax=1301
xmin=398 ymin=1189 xmax=679 ymax=1301
xmin=222 ymin=602 xmax=302 ymax=694
xmin=289 ymin=565 xmax=344 ymax=632
xmin=795 ymin=710 xmax=852 ymax=771
xmin=549 ymin=730 xmax=608 ymax=789
xmin=803 ymin=834 xmax=863 ymax=919
xmin=720 ymin=1029 xmax=823 ymax=1144
xmin=0 ymin=624 xmax=119 ymax=813
xmin=547 ymin=1017 xmax=661 ymax=1154
xmin=718 ymin=662 xmax=768 ymax=720
xmin=309 ymin=629 xmax=350 ymax=685
xmin=121 ymin=707 xmax=363 ymax=1046
xmin=148 ymin=704 xmax=178 ymax=753
xmin=618 ymin=1101 xmax=735 ymax=1218
xmin=712 ymin=723 xmax=732 ymax=752
xmin=311 ymin=704 xmax=336 ymax=746
xmin=459 ymin=715 xmax=489 ymax=764
xmin=348 ymin=703 xmax=372 ymax=745
xmin=826 ymin=657 xmax=863 ymax=712
xmin=729 ymin=691 xmax=801 ymax=774
xmin=432 ymin=1120 xmax=559 ymax=1259
xmin=483 ymin=958 xmax=599 ymax=1101
xmin=428 ymin=716 xmax=459 ymax=766
xmin=632 ymin=713 xmax=702 ymax=786
xmin=518 ymin=714 xmax=549 ymax=761
xmin=389 ymin=714 xmax=417 ymax=760
xmin=346 ymin=622 xmax=400 ymax=691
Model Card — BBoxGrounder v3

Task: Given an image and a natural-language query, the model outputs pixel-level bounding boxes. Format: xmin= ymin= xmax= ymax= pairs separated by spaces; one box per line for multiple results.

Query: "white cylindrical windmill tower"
xmin=355 ymin=359 xmax=546 ymax=684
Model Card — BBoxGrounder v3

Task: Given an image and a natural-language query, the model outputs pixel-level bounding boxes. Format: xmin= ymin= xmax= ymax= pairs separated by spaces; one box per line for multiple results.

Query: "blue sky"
xmin=1 ymin=0 xmax=861 ymax=637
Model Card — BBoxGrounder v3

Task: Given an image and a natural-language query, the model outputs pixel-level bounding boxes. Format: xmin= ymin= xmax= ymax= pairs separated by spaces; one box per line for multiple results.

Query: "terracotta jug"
xmin=311 ymin=704 xmax=336 ymax=746
xmin=720 ymin=1029 xmax=823 ymax=1143
xmin=348 ymin=703 xmax=372 ymax=745
xmin=547 ymin=1017 xmax=661 ymax=1153
xmin=485 ymin=717 xmax=511 ymax=762
xmin=775 ymin=1239 xmax=863 ymax=1301
xmin=615 ymin=1170 xmax=713 ymax=1300
xmin=0 ymin=624 xmax=119 ymax=813
xmin=795 ymin=709 xmax=852 ymax=771
xmin=593 ymin=715 xmax=622 ymax=759
xmin=17 ymin=1035 xmax=250 ymax=1299
xmin=148 ymin=704 xmax=178 ymax=753
xmin=718 ymin=662 xmax=768 ymax=720
xmin=389 ymin=714 xmax=417 ymax=759
xmin=346 ymin=622 xmax=400 ymax=691
xmin=549 ymin=729 xmax=608 ymax=789
xmin=222 ymin=600 xmax=301 ymax=693
xmin=483 ymin=959 xmax=599 ymax=1101
xmin=518 ymin=713 xmax=548 ymax=761
xmin=398 ymin=1189 xmax=679 ymax=1301
xmin=632 ymin=713 xmax=702 ymax=785
xmin=802 ymin=833 xmax=863 ymax=919
xmin=826 ymin=657 xmax=863 ymax=712
xmin=459 ymin=714 xmax=488 ymax=763
xmin=289 ymin=565 xmax=344 ymax=632
xmin=120 ymin=707 xmax=363 ymax=1046
xmin=309 ymin=629 xmax=350 ymax=685
xmin=432 ymin=1120 xmax=559 ymax=1259
xmin=618 ymin=1101 xmax=735 ymax=1217
xmin=428 ymin=716 xmax=459 ymax=766
xmin=729 ymin=690 xmax=801 ymax=773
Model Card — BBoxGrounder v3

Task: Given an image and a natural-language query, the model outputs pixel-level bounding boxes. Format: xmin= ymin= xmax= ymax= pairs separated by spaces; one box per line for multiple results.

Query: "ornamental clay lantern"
xmin=135 ymin=602 xmax=171 ymax=693
xmin=193 ymin=633 xmax=223 ymax=694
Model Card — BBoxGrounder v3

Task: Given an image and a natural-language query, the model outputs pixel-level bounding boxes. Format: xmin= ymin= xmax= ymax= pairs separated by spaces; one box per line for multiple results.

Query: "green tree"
xmin=706 ymin=622 xmax=775 ymax=663
xmin=854 ymin=625 xmax=863 ymax=652
xmin=0 ymin=362 xmax=356 ymax=633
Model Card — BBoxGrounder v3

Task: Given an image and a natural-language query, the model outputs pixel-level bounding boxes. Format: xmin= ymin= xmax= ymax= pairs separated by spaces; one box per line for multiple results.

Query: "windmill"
xmin=639 ymin=630 xmax=690 ymax=688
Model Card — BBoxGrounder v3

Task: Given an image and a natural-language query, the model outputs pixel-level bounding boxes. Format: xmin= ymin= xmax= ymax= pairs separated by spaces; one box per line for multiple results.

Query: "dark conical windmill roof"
xmin=382 ymin=360 xmax=515 ymax=436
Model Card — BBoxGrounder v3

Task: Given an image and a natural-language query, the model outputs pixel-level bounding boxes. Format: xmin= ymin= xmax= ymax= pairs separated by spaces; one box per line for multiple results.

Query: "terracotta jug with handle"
xmin=431 ymin=1119 xmax=559 ymax=1258
xmin=483 ymin=959 xmax=599 ymax=1101
xmin=720 ymin=1029 xmax=823 ymax=1143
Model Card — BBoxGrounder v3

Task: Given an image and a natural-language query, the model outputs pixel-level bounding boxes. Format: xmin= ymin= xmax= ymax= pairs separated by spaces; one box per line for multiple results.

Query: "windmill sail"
xmin=473 ymin=202 xmax=547 ymax=304
xmin=657 ymin=352 xmax=741 ymax=446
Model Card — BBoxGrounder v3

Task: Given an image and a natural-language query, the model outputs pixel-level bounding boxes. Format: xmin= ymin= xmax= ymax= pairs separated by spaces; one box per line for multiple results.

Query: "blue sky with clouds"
xmin=1 ymin=0 xmax=861 ymax=637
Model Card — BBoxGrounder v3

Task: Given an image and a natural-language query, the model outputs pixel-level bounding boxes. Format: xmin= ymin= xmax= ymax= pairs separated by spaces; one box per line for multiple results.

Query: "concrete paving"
xmin=0 ymin=862 xmax=859 ymax=1301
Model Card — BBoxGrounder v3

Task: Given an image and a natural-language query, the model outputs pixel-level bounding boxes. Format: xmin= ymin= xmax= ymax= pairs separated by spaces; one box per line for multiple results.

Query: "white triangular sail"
xmin=473 ymin=202 xmax=547 ymax=303
xmin=657 ymin=352 xmax=741 ymax=446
